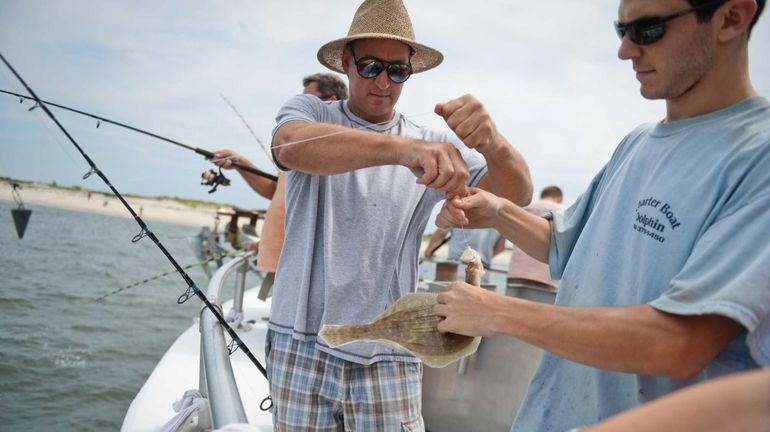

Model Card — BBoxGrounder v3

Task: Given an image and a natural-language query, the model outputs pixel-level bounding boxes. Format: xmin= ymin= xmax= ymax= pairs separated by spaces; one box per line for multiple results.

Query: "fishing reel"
xmin=201 ymin=168 xmax=231 ymax=193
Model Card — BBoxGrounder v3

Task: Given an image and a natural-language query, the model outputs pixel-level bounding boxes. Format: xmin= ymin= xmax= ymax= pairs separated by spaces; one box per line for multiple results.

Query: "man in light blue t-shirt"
xmin=265 ymin=0 xmax=532 ymax=430
xmin=433 ymin=0 xmax=768 ymax=431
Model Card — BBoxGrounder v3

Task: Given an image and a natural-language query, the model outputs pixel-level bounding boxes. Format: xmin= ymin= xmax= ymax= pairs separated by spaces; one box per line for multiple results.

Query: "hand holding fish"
xmin=434 ymin=281 xmax=501 ymax=337
xmin=435 ymin=94 xmax=500 ymax=153
xmin=436 ymin=187 xmax=505 ymax=229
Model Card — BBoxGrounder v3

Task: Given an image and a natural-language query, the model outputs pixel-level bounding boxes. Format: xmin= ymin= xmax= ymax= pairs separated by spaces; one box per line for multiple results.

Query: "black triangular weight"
xmin=11 ymin=208 xmax=32 ymax=239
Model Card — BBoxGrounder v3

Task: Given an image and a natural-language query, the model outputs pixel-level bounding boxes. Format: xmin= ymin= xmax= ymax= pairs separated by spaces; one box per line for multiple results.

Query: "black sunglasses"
xmin=347 ymin=44 xmax=413 ymax=84
xmin=614 ymin=0 xmax=727 ymax=45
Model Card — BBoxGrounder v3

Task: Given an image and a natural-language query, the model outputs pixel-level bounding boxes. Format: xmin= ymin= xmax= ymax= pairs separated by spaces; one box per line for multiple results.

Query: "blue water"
xmin=0 ymin=200 xmax=256 ymax=431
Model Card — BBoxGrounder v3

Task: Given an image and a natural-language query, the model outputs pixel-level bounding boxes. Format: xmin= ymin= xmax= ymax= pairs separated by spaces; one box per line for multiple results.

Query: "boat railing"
xmin=198 ymin=250 xmax=255 ymax=429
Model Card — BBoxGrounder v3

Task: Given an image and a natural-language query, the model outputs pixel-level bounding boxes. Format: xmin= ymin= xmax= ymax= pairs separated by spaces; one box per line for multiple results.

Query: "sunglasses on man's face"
xmin=614 ymin=0 xmax=726 ymax=45
xmin=348 ymin=45 xmax=413 ymax=84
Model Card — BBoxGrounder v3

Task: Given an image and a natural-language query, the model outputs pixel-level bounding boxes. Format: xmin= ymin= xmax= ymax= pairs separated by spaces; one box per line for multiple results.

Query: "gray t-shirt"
xmin=269 ymin=95 xmax=487 ymax=364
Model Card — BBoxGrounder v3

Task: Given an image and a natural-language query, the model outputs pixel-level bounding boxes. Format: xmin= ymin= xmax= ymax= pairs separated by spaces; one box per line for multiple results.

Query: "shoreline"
xmin=1 ymin=182 xmax=227 ymax=228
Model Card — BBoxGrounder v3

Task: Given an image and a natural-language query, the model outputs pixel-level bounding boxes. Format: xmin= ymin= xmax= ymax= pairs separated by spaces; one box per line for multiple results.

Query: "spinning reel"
xmin=201 ymin=168 xmax=231 ymax=193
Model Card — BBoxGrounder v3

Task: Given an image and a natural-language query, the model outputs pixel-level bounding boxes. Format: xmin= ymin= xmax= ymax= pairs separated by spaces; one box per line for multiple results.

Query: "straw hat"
xmin=317 ymin=0 xmax=443 ymax=75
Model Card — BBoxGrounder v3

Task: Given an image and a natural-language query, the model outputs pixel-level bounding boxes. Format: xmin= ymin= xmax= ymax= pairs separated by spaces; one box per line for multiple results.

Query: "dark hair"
xmin=302 ymin=73 xmax=349 ymax=101
xmin=688 ymin=0 xmax=765 ymax=38
xmin=540 ymin=186 xmax=563 ymax=200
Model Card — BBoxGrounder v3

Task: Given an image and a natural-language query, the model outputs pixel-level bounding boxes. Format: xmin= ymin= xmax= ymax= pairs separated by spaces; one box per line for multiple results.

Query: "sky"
xmin=1 ymin=0 xmax=769 ymax=216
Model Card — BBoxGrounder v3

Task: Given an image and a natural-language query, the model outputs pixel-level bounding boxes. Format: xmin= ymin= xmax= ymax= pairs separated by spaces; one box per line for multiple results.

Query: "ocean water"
xmin=0 ymin=200 xmax=256 ymax=431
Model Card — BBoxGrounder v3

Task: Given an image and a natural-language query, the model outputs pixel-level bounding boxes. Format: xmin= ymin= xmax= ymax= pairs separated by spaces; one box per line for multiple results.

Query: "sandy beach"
xmin=0 ymin=181 xmax=227 ymax=228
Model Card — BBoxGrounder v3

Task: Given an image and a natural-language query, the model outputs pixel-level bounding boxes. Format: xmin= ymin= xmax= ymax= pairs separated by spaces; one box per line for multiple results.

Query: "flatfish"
xmin=319 ymin=247 xmax=483 ymax=368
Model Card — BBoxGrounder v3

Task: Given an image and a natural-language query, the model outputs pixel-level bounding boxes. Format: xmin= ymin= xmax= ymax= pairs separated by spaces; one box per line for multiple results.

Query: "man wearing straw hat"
xmin=267 ymin=0 xmax=532 ymax=429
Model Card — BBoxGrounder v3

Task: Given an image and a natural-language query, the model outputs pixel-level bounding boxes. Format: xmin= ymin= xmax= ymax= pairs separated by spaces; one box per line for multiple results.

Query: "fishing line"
xmin=0 ymin=53 xmax=271 ymax=397
xmin=96 ymin=249 xmax=244 ymax=301
xmin=219 ymin=93 xmax=278 ymax=170
xmin=269 ymin=111 xmax=435 ymax=151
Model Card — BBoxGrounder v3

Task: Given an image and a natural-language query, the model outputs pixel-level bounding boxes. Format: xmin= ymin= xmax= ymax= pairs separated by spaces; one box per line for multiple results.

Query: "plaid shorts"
xmin=265 ymin=330 xmax=424 ymax=431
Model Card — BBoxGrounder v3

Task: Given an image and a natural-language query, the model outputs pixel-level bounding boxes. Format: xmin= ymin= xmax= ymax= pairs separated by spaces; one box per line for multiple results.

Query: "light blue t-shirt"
xmin=269 ymin=95 xmax=487 ymax=364
xmin=513 ymin=97 xmax=770 ymax=432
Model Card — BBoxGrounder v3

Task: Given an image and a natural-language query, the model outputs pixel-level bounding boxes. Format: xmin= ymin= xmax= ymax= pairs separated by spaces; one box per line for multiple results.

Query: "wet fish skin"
xmin=319 ymin=248 xmax=484 ymax=368
xmin=320 ymin=293 xmax=478 ymax=365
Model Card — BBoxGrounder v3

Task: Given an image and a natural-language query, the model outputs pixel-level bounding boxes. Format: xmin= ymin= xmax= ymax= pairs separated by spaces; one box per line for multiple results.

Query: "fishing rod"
xmin=0 ymin=53 xmax=271 ymax=401
xmin=0 ymin=88 xmax=279 ymax=187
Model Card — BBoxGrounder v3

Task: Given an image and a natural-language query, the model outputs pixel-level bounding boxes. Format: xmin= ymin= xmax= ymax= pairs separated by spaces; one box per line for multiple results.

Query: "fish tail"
xmin=319 ymin=325 xmax=367 ymax=348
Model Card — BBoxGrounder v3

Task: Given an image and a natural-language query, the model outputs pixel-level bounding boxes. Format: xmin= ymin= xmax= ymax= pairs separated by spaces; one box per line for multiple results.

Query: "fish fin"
xmin=378 ymin=292 xmax=438 ymax=320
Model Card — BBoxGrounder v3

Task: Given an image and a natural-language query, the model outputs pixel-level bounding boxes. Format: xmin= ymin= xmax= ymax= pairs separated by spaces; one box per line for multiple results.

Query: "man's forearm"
xmin=273 ymin=121 xmax=403 ymax=175
xmin=238 ymin=168 xmax=277 ymax=199
xmin=478 ymin=134 xmax=532 ymax=206
xmin=586 ymin=369 xmax=770 ymax=432
xmin=490 ymin=299 xmax=741 ymax=379
xmin=493 ymin=200 xmax=551 ymax=262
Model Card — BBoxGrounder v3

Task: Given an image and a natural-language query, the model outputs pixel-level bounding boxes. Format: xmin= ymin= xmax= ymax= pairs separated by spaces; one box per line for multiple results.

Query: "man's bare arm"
xmin=273 ymin=120 xmax=470 ymax=195
xmin=437 ymin=189 xmax=551 ymax=262
xmin=435 ymin=285 xmax=742 ymax=379
xmin=437 ymin=95 xmax=532 ymax=206
xmin=585 ymin=369 xmax=770 ymax=432
xmin=474 ymin=135 xmax=532 ymax=206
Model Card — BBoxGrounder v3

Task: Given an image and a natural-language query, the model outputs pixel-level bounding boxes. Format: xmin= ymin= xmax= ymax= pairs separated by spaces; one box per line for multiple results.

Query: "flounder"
xmin=319 ymin=246 xmax=484 ymax=368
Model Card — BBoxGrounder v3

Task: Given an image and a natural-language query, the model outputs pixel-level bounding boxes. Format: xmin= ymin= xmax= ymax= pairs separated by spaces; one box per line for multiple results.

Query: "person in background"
xmin=302 ymin=72 xmax=349 ymax=102
xmin=433 ymin=0 xmax=769 ymax=430
xmin=507 ymin=185 xmax=563 ymax=289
